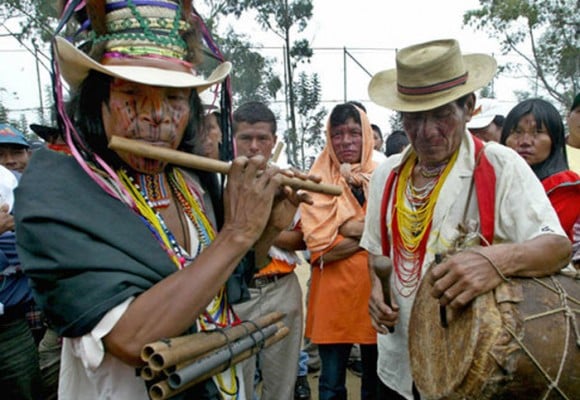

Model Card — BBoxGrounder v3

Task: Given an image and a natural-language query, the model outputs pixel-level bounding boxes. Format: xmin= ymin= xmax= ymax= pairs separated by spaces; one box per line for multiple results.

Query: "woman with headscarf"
xmin=501 ymin=98 xmax=580 ymax=241
xmin=300 ymin=103 xmax=378 ymax=400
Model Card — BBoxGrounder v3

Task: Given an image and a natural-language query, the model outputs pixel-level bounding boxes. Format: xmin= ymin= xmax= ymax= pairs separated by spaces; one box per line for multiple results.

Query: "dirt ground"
xmin=295 ymin=255 xmax=363 ymax=400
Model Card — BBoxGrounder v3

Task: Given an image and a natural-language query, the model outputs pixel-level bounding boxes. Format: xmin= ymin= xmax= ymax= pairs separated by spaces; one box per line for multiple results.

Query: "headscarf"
xmin=300 ymin=105 xmax=377 ymax=252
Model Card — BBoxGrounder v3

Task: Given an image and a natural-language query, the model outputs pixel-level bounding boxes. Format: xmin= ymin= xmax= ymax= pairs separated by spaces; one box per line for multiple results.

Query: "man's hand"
xmin=223 ymin=156 xmax=282 ymax=246
xmin=368 ymin=256 xmax=399 ymax=334
xmin=0 ymin=204 xmax=14 ymax=234
xmin=427 ymin=248 xmax=504 ymax=309
xmin=254 ymin=168 xmax=320 ymax=264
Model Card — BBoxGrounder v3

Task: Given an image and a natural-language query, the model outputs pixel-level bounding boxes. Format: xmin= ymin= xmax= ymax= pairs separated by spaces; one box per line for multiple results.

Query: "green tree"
xmin=293 ymin=71 xmax=326 ymax=170
xmin=195 ymin=1 xmax=283 ymax=105
xmin=221 ymin=0 xmax=314 ymax=166
xmin=1 ymin=1 xmax=59 ymax=124
xmin=464 ymin=0 xmax=579 ymax=109
xmin=0 ymin=0 xmax=58 ymax=42
xmin=212 ymin=28 xmax=282 ymax=104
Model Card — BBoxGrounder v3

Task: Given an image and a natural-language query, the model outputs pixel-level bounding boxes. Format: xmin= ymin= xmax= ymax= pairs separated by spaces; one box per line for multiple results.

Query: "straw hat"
xmin=54 ymin=0 xmax=231 ymax=91
xmin=368 ymin=39 xmax=496 ymax=112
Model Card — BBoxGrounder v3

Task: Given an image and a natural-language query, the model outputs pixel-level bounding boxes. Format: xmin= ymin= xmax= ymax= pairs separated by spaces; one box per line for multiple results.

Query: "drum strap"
xmin=380 ymin=135 xmax=496 ymax=256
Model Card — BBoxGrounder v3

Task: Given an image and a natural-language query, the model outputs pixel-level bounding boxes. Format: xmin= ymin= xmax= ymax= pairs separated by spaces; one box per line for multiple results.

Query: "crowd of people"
xmin=0 ymin=2 xmax=578 ymax=400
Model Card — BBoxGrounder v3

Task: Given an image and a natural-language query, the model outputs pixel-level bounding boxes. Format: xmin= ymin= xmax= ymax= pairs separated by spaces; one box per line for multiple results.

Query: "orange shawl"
xmin=300 ymin=106 xmax=377 ymax=252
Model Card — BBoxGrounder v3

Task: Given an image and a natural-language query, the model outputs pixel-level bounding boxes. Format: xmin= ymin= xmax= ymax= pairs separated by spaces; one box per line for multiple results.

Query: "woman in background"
xmin=501 ymin=98 xmax=580 ymax=241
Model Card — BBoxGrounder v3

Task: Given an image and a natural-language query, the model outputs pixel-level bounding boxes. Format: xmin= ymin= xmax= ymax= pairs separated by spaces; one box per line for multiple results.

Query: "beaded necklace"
xmin=391 ymin=150 xmax=458 ymax=296
xmin=418 ymin=162 xmax=449 ymax=178
xmin=139 ymin=173 xmax=171 ymax=209
xmin=119 ymin=167 xmax=239 ymax=397
xmin=118 ymin=169 xmax=186 ymax=269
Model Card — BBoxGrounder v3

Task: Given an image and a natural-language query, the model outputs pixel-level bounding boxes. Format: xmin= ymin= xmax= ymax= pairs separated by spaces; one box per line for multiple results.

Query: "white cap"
xmin=199 ymin=86 xmax=221 ymax=115
xmin=467 ymin=98 xmax=504 ymax=129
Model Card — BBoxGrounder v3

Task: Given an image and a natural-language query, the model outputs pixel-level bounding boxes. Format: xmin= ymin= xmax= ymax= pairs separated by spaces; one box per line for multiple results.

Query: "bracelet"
xmin=467 ymin=248 xmax=510 ymax=283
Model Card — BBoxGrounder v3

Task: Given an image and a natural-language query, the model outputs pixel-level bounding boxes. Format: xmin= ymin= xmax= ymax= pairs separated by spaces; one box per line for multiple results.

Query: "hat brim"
xmin=54 ymin=37 xmax=231 ymax=91
xmin=368 ymin=54 xmax=497 ymax=112
xmin=467 ymin=114 xmax=495 ymax=129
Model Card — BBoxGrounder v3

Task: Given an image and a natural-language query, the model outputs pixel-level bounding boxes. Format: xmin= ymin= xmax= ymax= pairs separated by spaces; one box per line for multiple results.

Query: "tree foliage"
xmin=464 ymin=0 xmax=579 ymax=109
xmin=198 ymin=27 xmax=283 ymax=105
xmin=0 ymin=0 xmax=58 ymax=42
xmin=292 ymin=71 xmax=326 ymax=170
xmin=196 ymin=1 xmax=283 ymax=105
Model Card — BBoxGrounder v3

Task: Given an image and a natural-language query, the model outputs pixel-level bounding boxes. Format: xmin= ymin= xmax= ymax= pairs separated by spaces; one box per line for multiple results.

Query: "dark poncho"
xmin=14 ymin=148 xmax=234 ymax=398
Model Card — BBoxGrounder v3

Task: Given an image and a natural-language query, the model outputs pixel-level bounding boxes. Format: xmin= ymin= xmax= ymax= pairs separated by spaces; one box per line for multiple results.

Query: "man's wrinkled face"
xmin=402 ymin=101 xmax=470 ymax=164
xmin=102 ymin=78 xmax=191 ymax=173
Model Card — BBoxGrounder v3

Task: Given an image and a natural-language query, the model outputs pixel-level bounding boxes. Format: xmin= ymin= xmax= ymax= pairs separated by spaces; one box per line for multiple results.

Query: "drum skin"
xmin=409 ymin=273 xmax=580 ymax=400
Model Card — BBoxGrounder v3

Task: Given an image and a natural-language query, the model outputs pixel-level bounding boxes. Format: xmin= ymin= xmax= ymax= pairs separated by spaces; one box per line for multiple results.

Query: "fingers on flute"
xmin=285 ymin=167 xmax=322 ymax=184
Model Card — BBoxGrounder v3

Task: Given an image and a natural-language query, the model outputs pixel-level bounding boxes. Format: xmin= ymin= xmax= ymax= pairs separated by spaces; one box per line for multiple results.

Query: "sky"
xmin=0 ymin=0 xmax=525 ymax=134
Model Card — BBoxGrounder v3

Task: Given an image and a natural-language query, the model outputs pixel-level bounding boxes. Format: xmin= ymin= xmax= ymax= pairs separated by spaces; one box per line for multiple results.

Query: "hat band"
xmin=398 ymin=72 xmax=468 ymax=96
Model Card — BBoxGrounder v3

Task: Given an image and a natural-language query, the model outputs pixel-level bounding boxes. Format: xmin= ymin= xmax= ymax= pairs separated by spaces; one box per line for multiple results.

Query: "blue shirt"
xmin=0 ymin=230 xmax=32 ymax=310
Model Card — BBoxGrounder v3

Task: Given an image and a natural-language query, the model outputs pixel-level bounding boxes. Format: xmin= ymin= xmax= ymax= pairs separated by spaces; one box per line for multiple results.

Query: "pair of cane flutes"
xmin=108 ymin=136 xmax=342 ymax=196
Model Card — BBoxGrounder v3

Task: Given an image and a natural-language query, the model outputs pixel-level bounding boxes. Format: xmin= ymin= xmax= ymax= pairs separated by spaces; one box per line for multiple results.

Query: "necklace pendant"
xmin=138 ymin=172 xmax=171 ymax=210
xmin=151 ymin=199 xmax=171 ymax=209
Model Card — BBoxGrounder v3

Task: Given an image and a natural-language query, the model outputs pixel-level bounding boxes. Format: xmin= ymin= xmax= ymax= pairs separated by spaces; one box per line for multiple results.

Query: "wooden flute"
xmin=108 ymin=136 xmax=343 ymax=196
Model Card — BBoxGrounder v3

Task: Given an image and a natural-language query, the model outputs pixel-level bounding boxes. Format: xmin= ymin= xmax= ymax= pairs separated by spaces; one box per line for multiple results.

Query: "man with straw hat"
xmin=360 ymin=39 xmax=571 ymax=399
xmin=14 ymin=1 xmax=314 ymax=398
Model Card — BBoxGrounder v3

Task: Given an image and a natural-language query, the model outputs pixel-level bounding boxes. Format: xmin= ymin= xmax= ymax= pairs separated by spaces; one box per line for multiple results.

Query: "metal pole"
xmin=343 ymin=47 xmax=347 ymax=102
xmin=35 ymin=46 xmax=44 ymax=124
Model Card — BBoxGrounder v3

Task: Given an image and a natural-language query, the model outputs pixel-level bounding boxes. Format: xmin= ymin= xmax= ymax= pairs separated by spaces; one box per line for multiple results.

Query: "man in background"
xmin=0 ymin=162 xmax=42 ymax=400
xmin=466 ymin=98 xmax=505 ymax=142
xmin=232 ymin=101 xmax=306 ymax=400
xmin=0 ymin=124 xmax=31 ymax=173
xmin=385 ymin=130 xmax=410 ymax=157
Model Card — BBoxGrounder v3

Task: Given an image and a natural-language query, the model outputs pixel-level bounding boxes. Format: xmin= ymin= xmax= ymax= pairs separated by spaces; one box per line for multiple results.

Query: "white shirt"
xmin=360 ymin=133 xmax=566 ymax=400
xmin=372 ymin=149 xmax=387 ymax=164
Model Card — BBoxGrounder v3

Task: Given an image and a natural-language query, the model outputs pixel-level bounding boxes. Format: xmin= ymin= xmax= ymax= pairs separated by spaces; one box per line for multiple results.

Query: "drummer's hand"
xmin=223 ymin=156 xmax=282 ymax=245
xmin=427 ymin=248 xmax=504 ymax=308
xmin=368 ymin=273 xmax=399 ymax=334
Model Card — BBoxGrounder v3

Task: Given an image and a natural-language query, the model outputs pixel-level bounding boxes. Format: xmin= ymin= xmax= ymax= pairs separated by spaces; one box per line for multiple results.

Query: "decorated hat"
xmin=368 ymin=39 xmax=497 ymax=112
xmin=0 ymin=124 xmax=30 ymax=148
xmin=54 ymin=0 xmax=231 ymax=90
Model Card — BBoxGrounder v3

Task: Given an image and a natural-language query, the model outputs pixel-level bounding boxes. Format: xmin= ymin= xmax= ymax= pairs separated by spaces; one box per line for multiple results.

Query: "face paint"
xmin=103 ymin=78 xmax=192 ymax=173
